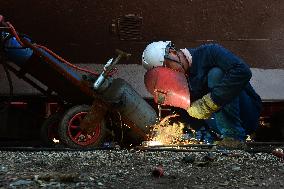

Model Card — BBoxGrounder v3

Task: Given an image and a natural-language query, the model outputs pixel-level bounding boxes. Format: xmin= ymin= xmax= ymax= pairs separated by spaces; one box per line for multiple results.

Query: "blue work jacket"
xmin=187 ymin=43 xmax=261 ymax=107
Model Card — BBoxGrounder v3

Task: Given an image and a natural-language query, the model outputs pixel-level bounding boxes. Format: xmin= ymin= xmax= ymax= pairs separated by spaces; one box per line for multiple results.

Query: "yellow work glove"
xmin=187 ymin=93 xmax=220 ymax=119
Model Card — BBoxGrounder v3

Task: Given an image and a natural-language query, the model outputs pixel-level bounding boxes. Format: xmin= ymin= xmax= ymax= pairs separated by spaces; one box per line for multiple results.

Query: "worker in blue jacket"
xmin=142 ymin=41 xmax=262 ymax=144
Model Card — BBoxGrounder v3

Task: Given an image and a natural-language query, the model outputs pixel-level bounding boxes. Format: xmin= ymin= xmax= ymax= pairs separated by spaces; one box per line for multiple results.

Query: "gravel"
xmin=0 ymin=149 xmax=284 ymax=188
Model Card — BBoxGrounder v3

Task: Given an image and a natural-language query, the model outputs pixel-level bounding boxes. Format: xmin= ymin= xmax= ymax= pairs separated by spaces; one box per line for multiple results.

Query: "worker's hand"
xmin=187 ymin=93 xmax=220 ymax=119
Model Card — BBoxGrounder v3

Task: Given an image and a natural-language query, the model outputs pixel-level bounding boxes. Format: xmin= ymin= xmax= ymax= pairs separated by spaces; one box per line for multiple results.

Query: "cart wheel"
xmin=58 ymin=105 xmax=106 ymax=148
xmin=40 ymin=112 xmax=62 ymax=147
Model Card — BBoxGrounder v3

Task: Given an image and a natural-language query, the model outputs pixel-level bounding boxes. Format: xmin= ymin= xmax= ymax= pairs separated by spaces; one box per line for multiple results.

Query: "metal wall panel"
xmin=1 ymin=0 xmax=284 ymax=68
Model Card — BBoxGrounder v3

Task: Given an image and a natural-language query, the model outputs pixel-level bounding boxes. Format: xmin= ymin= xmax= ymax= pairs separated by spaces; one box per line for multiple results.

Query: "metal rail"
xmin=0 ymin=146 xmax=115 ymax=152
xmin=0 ymin=142 xmax=282 ymax=153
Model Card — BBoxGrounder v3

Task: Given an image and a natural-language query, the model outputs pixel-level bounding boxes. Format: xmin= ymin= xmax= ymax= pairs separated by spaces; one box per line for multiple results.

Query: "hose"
xmin=35 ymin=44 xmax=99 ymax=76
xmin=5 ymin=22 xmax=100 ymax=76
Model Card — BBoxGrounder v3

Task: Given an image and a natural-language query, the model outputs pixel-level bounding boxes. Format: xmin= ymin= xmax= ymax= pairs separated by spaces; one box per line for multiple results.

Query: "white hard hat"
xmin=142 ymin=41 xmax=171 ymax=70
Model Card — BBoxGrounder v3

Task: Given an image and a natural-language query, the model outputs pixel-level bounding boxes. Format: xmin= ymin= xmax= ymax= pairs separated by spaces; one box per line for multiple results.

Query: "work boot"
xmin=193 ymin=126 xmax=216 ymax=144
xmin=214 ymin=137 xmax=246 ymax=149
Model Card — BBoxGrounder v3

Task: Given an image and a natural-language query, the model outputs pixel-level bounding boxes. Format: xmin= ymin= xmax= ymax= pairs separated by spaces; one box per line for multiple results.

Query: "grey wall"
xmin=1 ymin=64 xmax=283 ymax=101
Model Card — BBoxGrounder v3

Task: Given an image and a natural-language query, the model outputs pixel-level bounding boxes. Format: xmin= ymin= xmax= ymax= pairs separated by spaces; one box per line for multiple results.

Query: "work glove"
xmin=187 ymin=93 xmax=220 ymax=119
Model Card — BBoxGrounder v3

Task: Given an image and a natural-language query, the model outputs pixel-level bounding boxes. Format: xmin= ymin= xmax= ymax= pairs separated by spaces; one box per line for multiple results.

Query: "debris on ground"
xmin=152 ymin=165 xmax=164 ymax=178
xmin=0 ymin=148 xmax=284 ymax=188
xmin=272 ymin=148 xmax=284 ymax=159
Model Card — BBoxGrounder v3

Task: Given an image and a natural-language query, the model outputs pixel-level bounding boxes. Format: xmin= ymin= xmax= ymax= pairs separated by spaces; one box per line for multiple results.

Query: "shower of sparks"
xmin=146 ymin=114 xmax=199 ymax=146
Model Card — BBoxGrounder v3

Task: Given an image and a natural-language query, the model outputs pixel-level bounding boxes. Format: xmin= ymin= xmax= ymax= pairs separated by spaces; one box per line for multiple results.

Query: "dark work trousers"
xmin=206 ymin=67 xmax=261 ymax=141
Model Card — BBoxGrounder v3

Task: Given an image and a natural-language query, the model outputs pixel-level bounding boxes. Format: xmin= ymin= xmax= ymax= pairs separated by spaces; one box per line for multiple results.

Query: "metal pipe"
xmin=136 ymin=147 xmax=219 ymax=152
xmin=246 ymin=142 xmax=284 ymax=146
xmin=142 ymin=144 xmax=216 ymax=148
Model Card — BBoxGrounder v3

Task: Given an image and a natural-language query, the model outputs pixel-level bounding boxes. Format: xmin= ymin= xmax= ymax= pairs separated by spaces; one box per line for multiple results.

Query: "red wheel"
xmin=67 ymin=111 xmax=102 ymax=146
xmin=58 ymin=105 xmax=106 ymax=148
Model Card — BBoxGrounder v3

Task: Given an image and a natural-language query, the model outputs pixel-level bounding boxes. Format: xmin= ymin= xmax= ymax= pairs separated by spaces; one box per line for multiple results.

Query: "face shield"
xmin=144 ymin=66 xmax=190 ymax=110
